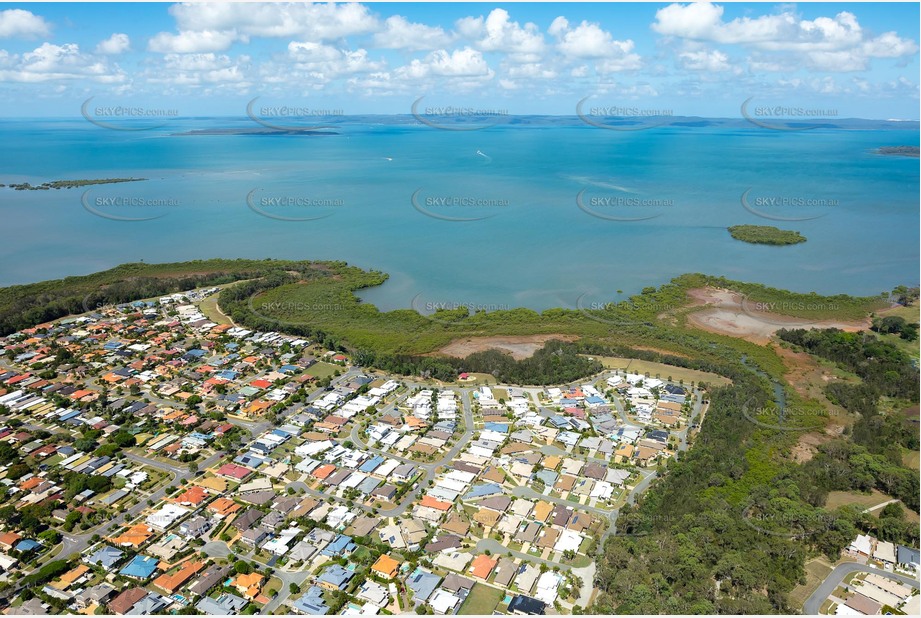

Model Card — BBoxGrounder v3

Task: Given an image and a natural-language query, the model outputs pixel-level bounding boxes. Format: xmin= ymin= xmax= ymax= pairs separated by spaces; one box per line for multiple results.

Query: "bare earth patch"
xmin=436 ymin=334 xmax=578 ymax=360
xmin=685 ymin=287 xmax=870 ymax=345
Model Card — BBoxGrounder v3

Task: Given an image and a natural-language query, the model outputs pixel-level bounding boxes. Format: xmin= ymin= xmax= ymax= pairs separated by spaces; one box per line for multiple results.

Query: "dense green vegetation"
xmin=592 ymin=327 xmax=920 ymax=614
xmin=728 ymin=225 xmax=807 ymax=245
xmin=871 ymin=314 xmax=919 ymax=341
xmin=219 ymin=266 xmax=885 ymax=384
xmin=0 ymin=258 xmax=334 ymax=336
xmin=0 ymin=178 xmax=145 ymax=190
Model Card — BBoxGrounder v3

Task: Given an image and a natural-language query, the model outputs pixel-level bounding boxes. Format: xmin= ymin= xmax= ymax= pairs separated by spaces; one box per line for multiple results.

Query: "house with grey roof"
xmin=196 ymin=593 xmax=247 ymax=615
xmin=83 ymin=545 xmax=124 ymax=569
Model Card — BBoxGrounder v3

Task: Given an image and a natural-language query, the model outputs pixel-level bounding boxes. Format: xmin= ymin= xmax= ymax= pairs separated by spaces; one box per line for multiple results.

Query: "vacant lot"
xmin=587 ymin=355 xmax=732 ymax=386
xmin=439 ymin=334 xmax=578 ymax=360
xmin=305 ymin=361 xmax=341 ymax=379
xmin=788 ymin=559 xmax=834 ymax=610
xmin=458 ymin=584 xmax=505 ymax=615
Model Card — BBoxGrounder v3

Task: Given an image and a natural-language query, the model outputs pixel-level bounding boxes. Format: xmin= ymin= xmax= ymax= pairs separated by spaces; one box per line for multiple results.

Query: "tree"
xmin=289 ymin=582 xmax=301 ymax=595
xmin=880 ymin=502 xmax=904 ymax=520
xmin=234 ymin=560 xmax=253 ymax=575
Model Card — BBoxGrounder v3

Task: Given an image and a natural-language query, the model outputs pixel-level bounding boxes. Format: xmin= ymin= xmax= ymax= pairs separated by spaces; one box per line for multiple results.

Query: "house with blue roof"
xmin=357 ymin=476 xmax=381 ymax=495
xmin=359 ymin=456 xmax=384 ymax=474
xmin=290 ymin=586 xmax=329 ymax=615
xmin=14 ymin=539 xmax=41 ymax=553
xmin=586 ymin=396 xmax=606 ymax=405
xmin=217 ymin=370 xmax=239 ymax=380
xmin=533 ymin=469 xmax=559 ymax=486
xmin=321 ymin=534 xmax=356 ymax=557
xmin=279 ymin=365 xmax=299 ymax=374
xmin=406 ymin=568 xmax=441 ymax=603
xmin=119 ymin=554 xmax=158 ymax=579
xmin=317 ymin=565 xmax=355 ymax=591
xmin=484 ymin=422 xmax=509 ymax=433
xmin=463 ymin=483 xmax=503 ymax=500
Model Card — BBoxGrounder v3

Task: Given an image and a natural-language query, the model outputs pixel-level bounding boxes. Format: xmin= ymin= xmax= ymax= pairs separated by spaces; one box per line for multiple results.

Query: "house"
xmin=196 ymin=593 xmax=248 ymax=615
xmin=317 ymin=565 xmax=355 ymax=591
xmin=370 ymin=554 xmax=400 ymax=579
xmin=429 ymin=589 xmax=461 ymax=615
xmin=469 ymin=554 xmax=498 ymax=580
xmin=508 ymin=595 xmax=547 ymax=615
xmin=241 ymin=528 xmax=268 ymax=547
xmin=17 ymin=598 xmax=50 ymax=615
xmin=125 ymin=592 xmax=170 ymax=615
xmin=873 ymin=540 xmax=897 ymax=564
xmin=83 ymin=545 xmax=124 ymax=569
xmin=406 ymin=568 xmax=442 ymax=603
xmin=233 ymin=572 xmax=265 ymax=600
xmin=441 ymin=573 xmax=474 ymax=595
xmin=74 ymin=583 xmax=116 ymax=610
xmin=189 ymin=564 xmax=231 ymax=597
xmin=843 ymin=593 xmax=881 ymax=616
xmin=291 ymin=586 xmax=329 ymax=615
xmin=180 ymin=515 xmax=211 ymax=538
xmin=494 ymin=558 xmax=518 ymax=588
xmin=356 ymin=580 xmax=390 ymax=608
xmin=321 ymin=534 xmax=356 ymax=557
xmin=0 ymin=532 xmax=21 ymax=551
xmin=152 ymin=560 xmax=204 ymax=594
xmin=108 ymin=587 xmax=147 ymax=614
xmin=119 ymin=554 xmax=158 ymax=579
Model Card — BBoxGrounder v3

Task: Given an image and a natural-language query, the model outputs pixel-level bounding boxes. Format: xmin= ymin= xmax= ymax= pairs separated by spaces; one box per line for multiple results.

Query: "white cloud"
xmin=549 ymin=16 xmax=641 ymax=66
xmin=96 ymin=33 xmax=131 ymax=55
xmin=401 ymin=47 xmax=493 ymax=78
xmin=168 ymin=2 xmax=378 ymax=41
xmin=652 ymin=2 xmax=918 ymax=72
xmin=456 ymin=9 xmax=544 ymax=56
xmin=0 ymin=42 xmax=124 ymax=83
xmin=287 ymin=41 xmax=384 ymax=81
xmin=0 ymin=9 xmax=50 ymax=39
xmin=148 ymin=29 xmax=241 ymax=53
xmin=678 ymin=49 xmax=732 ymax=72
xmin=373 ymin=15 xmax=451 ymax=51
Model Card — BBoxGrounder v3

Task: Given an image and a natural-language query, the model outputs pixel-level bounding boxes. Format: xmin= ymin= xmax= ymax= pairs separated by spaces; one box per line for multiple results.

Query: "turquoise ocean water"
xmin=0 ymin=118 xmax=917 ymax=311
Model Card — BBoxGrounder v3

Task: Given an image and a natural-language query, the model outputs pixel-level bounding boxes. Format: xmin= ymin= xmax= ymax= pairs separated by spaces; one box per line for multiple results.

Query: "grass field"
xmin=458 ymin=584 xmax=505 ymax=615
xmin=587 ymin=355 xmax=733 ymax=386
xmin=788 ymin=559 xmax=834 ymax=609
xmin=198 ymin=295 xmax=233 ymax=326
xmin=902 ymin=450 xmax=920 ymax=470
xmin=825 ymin=489 xmax=891 ymax=510
xmin=306 ymin=361 xmax=341 ymax=379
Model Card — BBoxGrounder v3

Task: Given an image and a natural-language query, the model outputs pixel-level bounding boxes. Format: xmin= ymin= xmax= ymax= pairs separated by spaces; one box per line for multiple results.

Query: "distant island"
xmin=0 ymin=178 xmax=146 ymax=191
xmin=174 ymin=128 xmax=338 ymax=136
xmin=877 ymin=146 xmax=920 ymax=157
xmin=728 ymin=225 xmax=807 ymax=246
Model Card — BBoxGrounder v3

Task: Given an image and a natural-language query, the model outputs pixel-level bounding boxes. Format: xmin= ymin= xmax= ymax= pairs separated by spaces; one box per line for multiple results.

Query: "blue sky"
xmin=0 ymin=2 xmax=918 ymax=118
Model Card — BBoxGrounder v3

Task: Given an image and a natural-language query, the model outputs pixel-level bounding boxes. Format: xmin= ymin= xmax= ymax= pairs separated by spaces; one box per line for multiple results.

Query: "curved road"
xmin=803 ymin=563 xmax=920 ymax=615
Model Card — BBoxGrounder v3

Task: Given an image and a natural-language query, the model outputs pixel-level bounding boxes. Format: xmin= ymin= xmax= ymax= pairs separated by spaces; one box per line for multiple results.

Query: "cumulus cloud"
xmin=456 ymin=9 xmax=544 ymax=56
xmin=548 ymin=17 xmax=642 ymax=72
xmin=168 ymin=2 xmax=377 ymax=41
xmin=0 ymin=42 xmax=124 ymax=83
xmin=678 ymin=48 xmax=733 ymax=72
xmin=373 ymin=15 xmax=452 ymax=51
xmin=287 ymin=41 xmax=384 ymax=81
xmin=0 ymin=9 xmax=50 ymax=38
xmin=652 ymin=2 xmax=918 ymax=71
xmin=148 ymin=29 xmax=241 ymax=53
xmin=96 ymin=33 xmax=131 ymax=55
